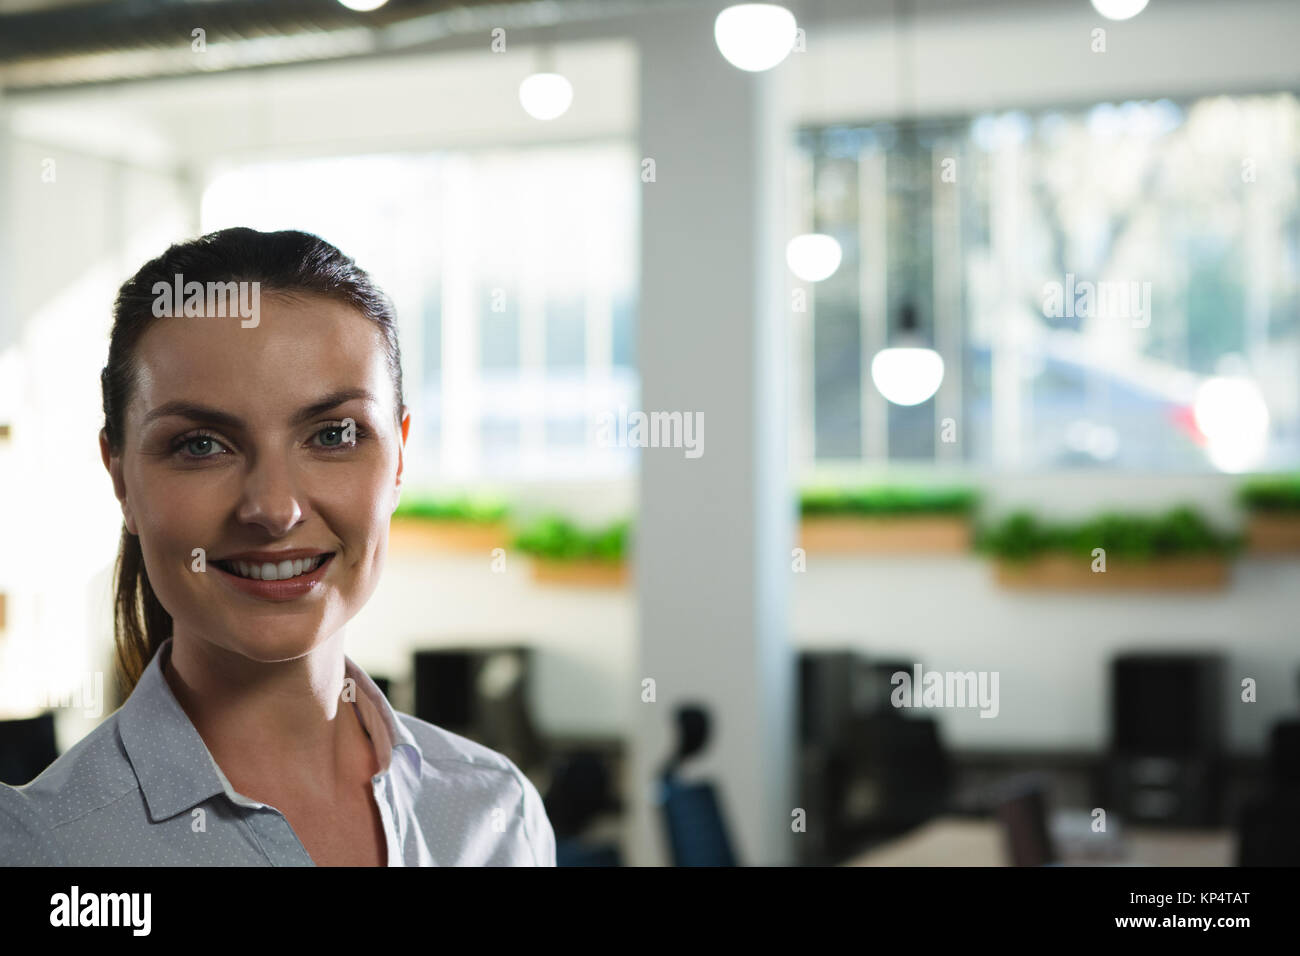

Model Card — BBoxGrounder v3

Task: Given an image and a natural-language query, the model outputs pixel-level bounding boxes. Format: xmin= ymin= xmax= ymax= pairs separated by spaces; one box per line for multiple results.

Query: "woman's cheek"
xmin=328 ymin=456 xmax=393 ymax=532
xmin=136 ymin=481 xmax=225 ymax=607
xmin=331 ymin=476 xmax=391 ymax=597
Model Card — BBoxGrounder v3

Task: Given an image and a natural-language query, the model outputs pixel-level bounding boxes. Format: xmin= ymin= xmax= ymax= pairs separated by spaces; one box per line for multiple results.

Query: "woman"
xmin=0 ymin=228 xmax=555 ymax=866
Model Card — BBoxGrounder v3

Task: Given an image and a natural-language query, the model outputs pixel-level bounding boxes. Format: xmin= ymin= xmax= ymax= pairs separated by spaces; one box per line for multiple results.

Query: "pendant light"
xmin=520 ymin=34 xmax=572 ymax=121
xmin=869 ymin=0 xmax=944 ymax=406
xmin=786 ymin=3 xmax=841 ymax=282
xmin=714 ymin=3 xmax=797 ymax=72
xmin=786 ymin=233 xmax=842 ymax=281
xmin=871 ymin=302 xmax=945 ymax=405
xmin=787 ymin=146 xmax=842 ymax=281
xmin=1090 ymin=0 xmax=1149 ymax=21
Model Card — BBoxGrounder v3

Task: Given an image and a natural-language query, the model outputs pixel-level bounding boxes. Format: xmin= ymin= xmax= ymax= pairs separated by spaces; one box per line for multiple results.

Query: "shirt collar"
xmin=119 ymin=637 xmax=423 ymax=822
xmin=343 ymin=652 xmax=424 ymax=779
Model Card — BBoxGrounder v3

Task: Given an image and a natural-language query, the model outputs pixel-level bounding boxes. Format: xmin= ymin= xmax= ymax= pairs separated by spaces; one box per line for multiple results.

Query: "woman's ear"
xmin=100 ymin=428 xmax=138 ymax=535
xmin=392 ymin=407 xmax=411 ymax=513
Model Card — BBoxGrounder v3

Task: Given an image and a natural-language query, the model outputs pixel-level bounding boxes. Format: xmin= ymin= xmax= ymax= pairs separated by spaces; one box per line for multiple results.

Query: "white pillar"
xmin=630 ymin=4 xmax=795 ymax=867
xmin=0 ymin=97 xmax=16 ymax=353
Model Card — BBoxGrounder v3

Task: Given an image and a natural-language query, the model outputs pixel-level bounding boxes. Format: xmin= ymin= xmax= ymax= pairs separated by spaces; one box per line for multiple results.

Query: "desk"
xmin=845 ymin=816 xmax=1236 ymax=867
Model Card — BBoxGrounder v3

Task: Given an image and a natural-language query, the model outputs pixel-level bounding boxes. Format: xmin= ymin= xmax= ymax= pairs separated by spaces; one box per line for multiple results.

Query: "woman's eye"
xmin=176 ymin=434 xmax=227 ymax=458
xmin=316 ymin=423 xmax=361 ymax=449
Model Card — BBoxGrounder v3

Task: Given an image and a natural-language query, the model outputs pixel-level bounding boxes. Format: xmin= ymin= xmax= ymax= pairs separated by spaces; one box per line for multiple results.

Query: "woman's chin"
xmin=221 ymin=629 xmax=331 ymax=664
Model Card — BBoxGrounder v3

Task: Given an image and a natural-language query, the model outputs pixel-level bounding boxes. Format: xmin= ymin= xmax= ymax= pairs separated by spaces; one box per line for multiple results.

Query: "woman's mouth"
xmin=214 ymin=554 xmax=329 ymax=581
xmin=211 ymin=552 xmax=335 ymax=601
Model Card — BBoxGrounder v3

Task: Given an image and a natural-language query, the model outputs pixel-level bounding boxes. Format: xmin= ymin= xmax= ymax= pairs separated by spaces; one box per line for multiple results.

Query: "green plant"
xmin=799 ymin=485 xmax=978 ymax=517
xmin=393 ymin=494 xmax=509 ymax=524
xmin=974 ymin=506 xmax=1242 ymax=563
xmin=1238 ymin=475 xmax=1300 ymax=513
xmin=513 ymin=515 xmax=630 ymax=563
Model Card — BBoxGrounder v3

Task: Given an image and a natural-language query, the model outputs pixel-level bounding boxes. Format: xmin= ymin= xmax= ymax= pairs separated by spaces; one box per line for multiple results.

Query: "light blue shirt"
xmin=0 ymin=638 xmax=555 ymax=866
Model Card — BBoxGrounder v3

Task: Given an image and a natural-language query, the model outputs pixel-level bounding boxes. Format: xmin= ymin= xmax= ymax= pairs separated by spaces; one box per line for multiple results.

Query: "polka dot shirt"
xmin=0 ymin=638 xmax=555 ymax=866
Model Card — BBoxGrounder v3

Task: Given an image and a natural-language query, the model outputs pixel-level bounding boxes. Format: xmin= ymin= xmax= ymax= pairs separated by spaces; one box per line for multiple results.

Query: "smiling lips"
xmin=215 ymin=554 xmax=329 ymax=581
xmin=210 ymin=549 xmax=335 ymax=601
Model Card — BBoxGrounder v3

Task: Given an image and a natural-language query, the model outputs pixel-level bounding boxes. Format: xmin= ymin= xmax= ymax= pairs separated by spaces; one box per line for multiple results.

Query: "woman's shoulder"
xmin=390 ymin=711 xmax=556 ymax=866
xmin=7 ymin=710 xmax=139 ymax=831
xmin=0 ymin=781 xmax=67 ymax=864
xmin=392 ymin=711 xmax=545 ymax=805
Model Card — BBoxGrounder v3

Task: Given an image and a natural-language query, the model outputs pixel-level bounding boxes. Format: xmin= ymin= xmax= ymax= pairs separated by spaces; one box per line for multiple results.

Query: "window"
xmin=795 ymin=92 xmax=1300 ymax=473
xmin=201 ymin=141 xmax=639 ymax=482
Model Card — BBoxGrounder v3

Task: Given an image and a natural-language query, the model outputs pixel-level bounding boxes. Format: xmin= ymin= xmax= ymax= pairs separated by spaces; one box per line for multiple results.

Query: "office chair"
xmin=994 ymin=773 xmax=1059 ymax=866
xmin=870 ymin=712 xmax=954 ymax=829
xmin=545 ymin=750 xmax=620 ymax=836
xmin=1105 ymin=652 xmax=1224 ymax=826
xmin=555 ymin=840 xmax=622 ymax=866
xmin=656 ymin=705 xmax=739 ymax=866
xmin=0 ymin=712 xmax=59 ymax=786
xmin=1268 ymin=720 xmax=1300 ymax=788
xmin=412 ymin=647 xmax=548 ymax=774
xmin=1236 ymin=794 xmax=1300 ymax=866
xmin=1237 ymin=707 xmax=1300 ymax=865
xmin=544 ymin=749 xmax=625 ymax=866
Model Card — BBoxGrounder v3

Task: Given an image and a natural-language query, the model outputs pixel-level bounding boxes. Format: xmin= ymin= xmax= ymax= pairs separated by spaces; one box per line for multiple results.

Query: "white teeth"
xmin=226 ymin=555 xmax=323 ymax=581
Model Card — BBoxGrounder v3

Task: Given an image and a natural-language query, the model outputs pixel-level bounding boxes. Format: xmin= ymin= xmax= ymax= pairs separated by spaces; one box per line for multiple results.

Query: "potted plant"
xmin=799 ymin=485 xmax=977 ymax=553
xmin=1238 ymin=475 xmax=1300 ymax=554
xmin=514 ymin=515 xmax=631 ymax=588
xmin=976 ymin=506 xmax=1241 ymax=590
xmin=389 ymin=494 xmax=512 ymax=553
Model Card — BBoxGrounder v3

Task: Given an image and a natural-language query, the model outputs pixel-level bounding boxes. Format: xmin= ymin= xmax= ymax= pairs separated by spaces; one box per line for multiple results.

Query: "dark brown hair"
xmin=101 ymin=227 xmax=404 ymax=695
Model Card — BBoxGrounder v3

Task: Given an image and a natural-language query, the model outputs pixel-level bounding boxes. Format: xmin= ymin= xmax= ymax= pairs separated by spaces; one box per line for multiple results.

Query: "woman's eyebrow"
xmin=141 ymin=389 xmax=378 ymax=428
xmin=140 ymin=401 xmax=241 ymax=429
xmin=290 ymin=388 xmax=378 ymax=424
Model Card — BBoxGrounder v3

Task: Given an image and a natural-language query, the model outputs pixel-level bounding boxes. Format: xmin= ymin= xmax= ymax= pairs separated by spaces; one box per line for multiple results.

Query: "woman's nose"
xmin=235 ymin=457 xmax=304 ymax=534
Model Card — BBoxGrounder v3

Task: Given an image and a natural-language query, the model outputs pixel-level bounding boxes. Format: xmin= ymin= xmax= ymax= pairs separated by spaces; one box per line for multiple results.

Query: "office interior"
xmin=1 ymin=0 xmax=1299 ymax=866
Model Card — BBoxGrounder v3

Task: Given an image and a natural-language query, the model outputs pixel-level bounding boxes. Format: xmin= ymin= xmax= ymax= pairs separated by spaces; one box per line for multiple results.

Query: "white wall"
xmin=796 ymin=554 xmax=1300 ymax=754
xmin=363 ymin=522 xmax=1299 ymax=757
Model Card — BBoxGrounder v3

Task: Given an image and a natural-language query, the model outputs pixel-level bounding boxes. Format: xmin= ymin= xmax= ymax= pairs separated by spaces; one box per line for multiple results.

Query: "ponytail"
xmin=110 ymin=526 xmax=173 ymax=696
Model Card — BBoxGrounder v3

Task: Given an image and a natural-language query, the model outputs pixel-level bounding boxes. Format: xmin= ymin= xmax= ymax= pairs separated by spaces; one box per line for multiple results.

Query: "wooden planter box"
xmin=1247 ymin=513 xmax=1300 ymax=554
xmin=388 ymin=519 xmax=511 ymax=554
xmin=994 ymin=554 xmax=1230 ymax=591
xmin=800 ymin=515 xmax=970 ymax=553
xmin=529 ymin=559 xmax=629 ymax=588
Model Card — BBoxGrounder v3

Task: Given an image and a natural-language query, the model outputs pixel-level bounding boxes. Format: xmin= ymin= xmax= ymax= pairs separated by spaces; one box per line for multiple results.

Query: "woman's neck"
xmin=162 ymin=631 xmax=370 ymax=803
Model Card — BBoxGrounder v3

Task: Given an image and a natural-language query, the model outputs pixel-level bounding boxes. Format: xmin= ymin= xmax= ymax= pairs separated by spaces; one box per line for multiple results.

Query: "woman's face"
xmin=100 ymin=291 xmax=410 ymax=664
